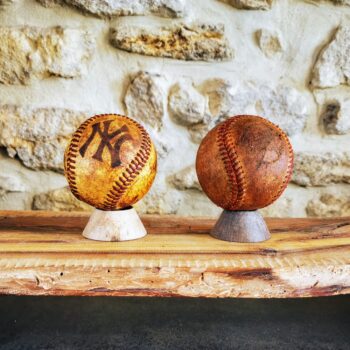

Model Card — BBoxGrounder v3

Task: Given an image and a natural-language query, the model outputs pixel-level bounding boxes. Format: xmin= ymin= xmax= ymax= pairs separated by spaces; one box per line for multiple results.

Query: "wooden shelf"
xmin=0 ymin=211 xmax=349 ymax=298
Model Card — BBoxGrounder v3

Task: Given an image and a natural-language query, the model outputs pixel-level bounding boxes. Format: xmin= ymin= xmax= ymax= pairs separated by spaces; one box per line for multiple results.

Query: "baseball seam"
xmin=65 ymin=115 xmax=101 ymax=204
xmin=65 ymin=114 xmax=152 ymax=210
xmin=101 ymin=118 xmax=152 ymax=210
xmin=217 ymin=116 xmax=247 ymax=209
xmin=260 ymin=118 xmax=294 ymax=206
xmin=240 ymin=115 xmax=294 ymax=207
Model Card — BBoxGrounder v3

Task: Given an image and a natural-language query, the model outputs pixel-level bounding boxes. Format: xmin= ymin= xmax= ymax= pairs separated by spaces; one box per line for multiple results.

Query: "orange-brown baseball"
xmin=64 ymin=114 xmax=157 ymax=210
xmin=196 ymin=115 xmax=293 ymax=211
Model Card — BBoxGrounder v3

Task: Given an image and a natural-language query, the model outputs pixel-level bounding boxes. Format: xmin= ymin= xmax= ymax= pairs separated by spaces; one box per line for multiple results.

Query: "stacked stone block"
xmin=0 ymin=0 xmax=349 ymax=217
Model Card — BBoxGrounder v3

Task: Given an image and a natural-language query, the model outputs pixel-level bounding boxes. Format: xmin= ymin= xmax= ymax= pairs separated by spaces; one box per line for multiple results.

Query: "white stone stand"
xmin=83 ymin=207 xmax=147 ymax=242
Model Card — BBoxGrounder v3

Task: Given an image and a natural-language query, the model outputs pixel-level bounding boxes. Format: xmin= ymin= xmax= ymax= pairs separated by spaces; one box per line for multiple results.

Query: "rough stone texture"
xmin=169 ymin=81 xmax=207 ymax=126
xmin=110 ymin=23 xmax=233 ymax=62
xmin=292 ymin=152 xmax=350 ymax=186
xmin=0 ymin=0 xmax=349 ymax=217
xmin=224 ymin=0 xmax=272 ymax=10
xmin=188 ymin=80 xmax=309 ymax=142
xmin=306 ymin=194 xmax=350 ymax=217
xmin=0 ymin=26 xmax=94 ymax=85
xmin=321 ymin=99 xmax=350 ymax=134
xmin=0 ymin=150 xmax=66 ymax=210
xmin=311 ymin=25 xmax=350 ymax=88
xmin=0 ymin=160 xmax=27 ymax=194
xmin=187 ymin=79 xmax=255 ymax=143
xmin=33 ymin=187 xmax=92 ymax=211
xmin=256 ymin=29 xmax=284 ymax=58
xmin=255 ymin=84 xmax=310 ymax=136
xmin=0 ymin=0 xmax=15 ymax=8
xmin=124 ymin=72 xmax=165 ymax=130
xmin=0 ymin=105 xmax=89 ymax=171
xmin=314 ymin=87 xmax=350 ymax=134
xmin=0 ymin=192 xmax=34 ymax=210
xmin=260 ymin=197 xmax=293 ymax=218
xmin=134 ymin=186 xmax=182 ymax=214
xmin=323 ymin=0 xmax=350 ymax=6
xmin=151 ymin=134 xmax=171 ymax=159
xmin=200 ymin=79 xmax=236 ymax=122
xmin=0 ymin=151 xmax=65 ymax=191
xmin=36 ymin=0 xmax=185 ymax=18
xmin=189 ymin=124 xmax=211 ymax=144
xmin=199 ymin=79 xmax=257 ymax=121
xmin=170 ymin=166 xmax=201 ymax=191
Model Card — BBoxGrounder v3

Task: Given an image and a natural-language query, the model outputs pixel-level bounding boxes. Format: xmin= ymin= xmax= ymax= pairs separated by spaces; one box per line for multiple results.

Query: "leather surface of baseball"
xmin=196 ymin=115 xmax=294 ymax=211
xmin=64 ymin=114 xmax=157 ymax=210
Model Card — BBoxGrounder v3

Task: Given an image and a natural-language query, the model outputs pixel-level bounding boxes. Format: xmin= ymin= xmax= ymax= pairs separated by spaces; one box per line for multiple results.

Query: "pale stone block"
xmin=293 ymin=152 xmax=350 ymax=186
xmin=312 ymin=25 xmax=350 ymax=88
xmin=307 ymin=194 xmax=350 ymax=217
xmin=124 ymin=72 xmax=166 ymax=130
xmin=110 ymin=23 xmax=233 ymax=62
xmin=33 ymin=187 xmax=92 ymax=211
xmin=0 ymin=26 xmax=94 ymax=85
xmin=0 ymin=105 xmax=89 ymax=171
xmin=37 ymin=0 xmax=185 ymax=18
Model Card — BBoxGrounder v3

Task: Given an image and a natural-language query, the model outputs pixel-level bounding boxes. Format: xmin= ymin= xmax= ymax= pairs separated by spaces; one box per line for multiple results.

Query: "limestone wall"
xmin=0 ymin=0 xmax=349 ymax=217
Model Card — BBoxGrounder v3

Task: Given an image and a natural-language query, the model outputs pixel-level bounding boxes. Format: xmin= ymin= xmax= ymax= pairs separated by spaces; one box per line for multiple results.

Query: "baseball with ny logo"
xmin=79 ymin=121 xmax=132 ymax=168
xmin=64 ymin=114 xmax=157 ymax=211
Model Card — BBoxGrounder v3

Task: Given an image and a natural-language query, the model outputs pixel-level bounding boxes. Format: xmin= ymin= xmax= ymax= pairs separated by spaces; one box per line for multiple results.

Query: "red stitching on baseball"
xmin=65 ymin=113 xmax=150 ymax=209
xmin=249 ymin=115 xmax=294 ymax=206
xmin=216 ymin=115 xmax=293 ymax=210
xmin=237 ymin=115 xmax=294 ymax=207
xmin=217 ymin=116 xmax=247 ymax=209
xmin=65 ymin=115 xmax=101 ymax=203
xmin=101 ymin=119 xmax=152 ymax=210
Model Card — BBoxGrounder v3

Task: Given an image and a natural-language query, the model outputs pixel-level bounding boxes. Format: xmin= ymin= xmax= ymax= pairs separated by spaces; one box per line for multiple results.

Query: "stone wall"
xmin=0 ymin=0 xmax=349 ymax=217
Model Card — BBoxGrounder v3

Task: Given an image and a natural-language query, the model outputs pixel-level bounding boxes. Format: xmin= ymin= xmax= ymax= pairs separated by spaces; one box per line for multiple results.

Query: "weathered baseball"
xmin=64 ymin=114 xmax=157 ymax=210
xmin=196 ymin=115 xmax=293 ymax=211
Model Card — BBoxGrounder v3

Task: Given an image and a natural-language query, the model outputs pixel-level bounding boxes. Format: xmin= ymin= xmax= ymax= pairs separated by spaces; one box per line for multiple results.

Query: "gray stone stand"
xmin=211 ymin=210 xmax=271 ymax=243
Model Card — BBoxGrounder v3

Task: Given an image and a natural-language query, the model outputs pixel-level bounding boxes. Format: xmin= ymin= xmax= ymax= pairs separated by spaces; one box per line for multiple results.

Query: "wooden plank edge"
xmin=0 ymin=211 xmax=216 ymax=234
xmin=1 ymin=211 xmax=350 ymax=234
xmin=0 ymin=264 xmax=348 ymax=298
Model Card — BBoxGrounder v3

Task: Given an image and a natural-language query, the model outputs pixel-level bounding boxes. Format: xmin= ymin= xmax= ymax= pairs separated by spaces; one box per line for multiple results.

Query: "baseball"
xmin=64 ymin=114 xmax=157 ymax=210
xmin=196 ymin=115 xmax=293 ymax=211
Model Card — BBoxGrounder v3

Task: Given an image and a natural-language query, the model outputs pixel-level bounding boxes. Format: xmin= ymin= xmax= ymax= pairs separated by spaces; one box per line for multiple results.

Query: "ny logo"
xmin=79 ymin=120 xmax=132 ymax=168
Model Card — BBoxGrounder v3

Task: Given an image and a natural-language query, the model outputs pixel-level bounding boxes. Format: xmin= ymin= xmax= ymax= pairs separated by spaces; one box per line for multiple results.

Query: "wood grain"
xmin=0 ymin=211 xmax=349 ymax=298
xmin=211 ymin=210 xmax=270 ymax=242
